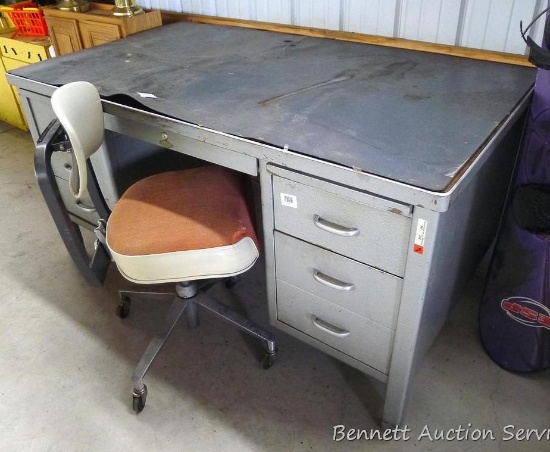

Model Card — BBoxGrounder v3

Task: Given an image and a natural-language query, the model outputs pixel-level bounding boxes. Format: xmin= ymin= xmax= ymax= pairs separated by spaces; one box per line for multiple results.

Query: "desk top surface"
xmin=11 ymin=22 xmax=535 ymax=191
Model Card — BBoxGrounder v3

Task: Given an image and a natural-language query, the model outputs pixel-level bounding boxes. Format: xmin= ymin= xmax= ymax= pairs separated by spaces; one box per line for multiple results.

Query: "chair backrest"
xmin=51 ymin=81 xmax=105 ymax=199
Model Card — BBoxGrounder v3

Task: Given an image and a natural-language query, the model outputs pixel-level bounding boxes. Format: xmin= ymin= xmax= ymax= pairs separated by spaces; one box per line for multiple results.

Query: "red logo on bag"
xmin=501 ymin=297 xmax=550 ymax=330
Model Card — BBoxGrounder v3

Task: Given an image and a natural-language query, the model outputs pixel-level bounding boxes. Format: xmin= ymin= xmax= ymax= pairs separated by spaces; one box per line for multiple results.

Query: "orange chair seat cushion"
xmin=107 ymin=166 xmax=259 ymax=257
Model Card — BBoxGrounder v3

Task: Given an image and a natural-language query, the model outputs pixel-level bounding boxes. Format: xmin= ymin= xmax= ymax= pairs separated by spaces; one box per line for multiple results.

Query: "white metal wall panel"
xmin=215 ymin=0 xmax=254 ymax=20
xmin=293 ymin=0 xmax=340 ymax=30
xmin=178 ymin=0 xmax=209 ymax=14
xmin=399 ymin=0 xmax=461 ymax=45
xmin=136 ymin=0 xmax=546 ymax=55
xmin=342 ymin=0 xmax=397 ymax=37
xmin=255 ymin=0 xmax=292 ymax=24
xmin=528 ymin=0 xmax=547 ymax=51
xmin=460 ymin=0 xmax=539 ymax=53
xmin=457 ymin=1 xmax=491 ymax=50
xmin=503 ymin=0 xmax=539 ymax=53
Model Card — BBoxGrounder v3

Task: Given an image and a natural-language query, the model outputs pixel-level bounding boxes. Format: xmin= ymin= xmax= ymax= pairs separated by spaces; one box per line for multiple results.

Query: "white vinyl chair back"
xmin=51 ymin=81 xmax=105 ymax=199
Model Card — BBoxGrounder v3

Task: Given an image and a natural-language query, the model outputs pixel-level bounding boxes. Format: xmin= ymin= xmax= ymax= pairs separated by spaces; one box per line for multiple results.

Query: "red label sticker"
xmin=414 ymin=219 xmax=427 ymax=254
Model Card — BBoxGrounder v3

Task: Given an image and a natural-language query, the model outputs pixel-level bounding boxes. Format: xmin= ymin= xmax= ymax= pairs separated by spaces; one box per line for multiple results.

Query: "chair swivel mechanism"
xmin=50 ymin=81 xmax=277 ymax=413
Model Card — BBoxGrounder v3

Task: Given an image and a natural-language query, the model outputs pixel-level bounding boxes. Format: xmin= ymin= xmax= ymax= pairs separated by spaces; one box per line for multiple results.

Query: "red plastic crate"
xmin=4 ymin=3 xmax=47 ymax=36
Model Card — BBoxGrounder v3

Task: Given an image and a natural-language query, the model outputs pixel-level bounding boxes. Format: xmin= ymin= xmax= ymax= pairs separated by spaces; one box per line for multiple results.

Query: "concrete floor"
xmin=0 ymin=122 xmax=549 ymax=451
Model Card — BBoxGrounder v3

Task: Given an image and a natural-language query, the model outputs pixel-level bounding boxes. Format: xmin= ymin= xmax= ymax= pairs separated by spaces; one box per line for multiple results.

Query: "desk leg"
xmin=258 ymin=160 xmax=278 ymax=327
xmin=382 ymin=207 xmax=441 ymax=428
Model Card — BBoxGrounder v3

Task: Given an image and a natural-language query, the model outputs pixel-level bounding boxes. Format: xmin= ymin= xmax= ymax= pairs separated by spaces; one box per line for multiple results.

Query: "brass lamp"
xmin=56 ymin=0 xmax=90 ymax=13
xmin=112 ymin=0 xmax=144 ymax=16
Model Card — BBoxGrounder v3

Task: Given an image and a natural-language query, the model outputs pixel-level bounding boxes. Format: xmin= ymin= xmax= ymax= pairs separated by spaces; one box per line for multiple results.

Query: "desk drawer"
xmin=275 ymin=231 xmax=402 ymax=330
xmin=272 ymin=175 xmax=410 ymax=276
xmin=56 ymin=177 xmax=100 ymax=226
xmin=277 ymin=281 xmax=394 ymax=374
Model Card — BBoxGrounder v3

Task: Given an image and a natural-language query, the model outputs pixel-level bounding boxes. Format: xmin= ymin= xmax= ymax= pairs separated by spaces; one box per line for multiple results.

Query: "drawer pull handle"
xmin=63 ymin=163 xmax=72 ymax=171
xmin=311 ymin=316 xmax=351 ymax=338
xmin=75 ymin=200 xmax=96 ymax=213
xmin=313 ymin=215 xmax=359 ymax=237
xmin=313 ymin=269 xmax=355 ymax=291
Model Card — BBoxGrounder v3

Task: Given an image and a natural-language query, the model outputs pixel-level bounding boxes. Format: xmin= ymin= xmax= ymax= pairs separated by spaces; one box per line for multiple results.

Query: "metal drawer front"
xmin=277 ymin=281 xmax=394 ymax=374
xmin=272 ymin=176 xmax=410 ymax=276
xmin=56 ymin=176 xmax=100 ymax=226
xmin=275 ymin=231 xmax=402 ymax=330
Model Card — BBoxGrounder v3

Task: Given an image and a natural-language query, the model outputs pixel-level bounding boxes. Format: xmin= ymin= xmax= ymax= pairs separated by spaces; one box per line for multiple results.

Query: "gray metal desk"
xmin=8 ymin=22 xmax=535 ymax=427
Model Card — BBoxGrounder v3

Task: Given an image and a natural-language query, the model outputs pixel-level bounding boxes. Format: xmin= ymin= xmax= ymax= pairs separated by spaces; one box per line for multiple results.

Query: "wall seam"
xmin=455 ymin=0 xmax=468 ymax=46
xmin=339 ymin=0 xmax=346 ymax=31
xmin=393 ymin=0 xmax=403 ymax=38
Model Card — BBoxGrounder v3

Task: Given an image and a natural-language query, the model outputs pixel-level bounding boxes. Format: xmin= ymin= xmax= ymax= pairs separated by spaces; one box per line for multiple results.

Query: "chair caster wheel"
xmin=132 ymin=385 xmax=147 ymax=413
xmin=225 ymin=276 xmax=238 ymax=288
xmin=116 ymin=296 xmax=131 ymax=318
xmin=261 ymin=350 xmax=276 ymax=369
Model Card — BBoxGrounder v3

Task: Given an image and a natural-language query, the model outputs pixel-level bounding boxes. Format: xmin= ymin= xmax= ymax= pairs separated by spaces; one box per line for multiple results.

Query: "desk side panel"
xmin=416 ymin=104 xmax=527 ymax=363
xmin=383 ymin=103 xmax=527 ymax=426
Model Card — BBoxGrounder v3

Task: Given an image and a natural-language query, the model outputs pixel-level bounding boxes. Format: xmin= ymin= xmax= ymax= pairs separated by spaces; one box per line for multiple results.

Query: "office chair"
xmin=50 ymin=81 xmax=277 ymax=413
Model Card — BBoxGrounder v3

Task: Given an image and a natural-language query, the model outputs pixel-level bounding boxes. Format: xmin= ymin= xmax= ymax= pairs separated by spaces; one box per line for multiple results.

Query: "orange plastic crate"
xmin=4 ymin=3 xmax=47 ymax=36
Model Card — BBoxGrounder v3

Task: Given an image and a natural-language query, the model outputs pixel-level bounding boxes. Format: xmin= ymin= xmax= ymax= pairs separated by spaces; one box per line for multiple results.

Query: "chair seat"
xmin=106 ymin=166 xmax=259 ymax=284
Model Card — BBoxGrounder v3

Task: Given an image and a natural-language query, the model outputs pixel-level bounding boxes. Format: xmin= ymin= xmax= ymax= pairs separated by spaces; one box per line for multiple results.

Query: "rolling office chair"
xmin=50 ymin=81 xmax=277 ymax=413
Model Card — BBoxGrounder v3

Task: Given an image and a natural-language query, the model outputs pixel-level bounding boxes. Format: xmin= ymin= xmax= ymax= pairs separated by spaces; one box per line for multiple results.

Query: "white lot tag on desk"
xmin=414 ymin=219 xmax=427 ymax=254
xmin=137 ymin=92 xmax=158 ymax=99
xmin=280 ymin=193 xmax=298 ymax=208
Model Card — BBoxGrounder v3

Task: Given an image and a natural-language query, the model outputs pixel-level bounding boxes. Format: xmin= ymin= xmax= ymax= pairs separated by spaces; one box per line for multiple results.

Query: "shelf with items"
xmin=44 ymin=3 xmax=162 ymax=56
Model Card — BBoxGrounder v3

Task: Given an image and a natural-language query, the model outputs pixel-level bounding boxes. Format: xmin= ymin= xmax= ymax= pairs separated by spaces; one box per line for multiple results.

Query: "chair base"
xmin=118 ymin=281 xmax=277 ymax=413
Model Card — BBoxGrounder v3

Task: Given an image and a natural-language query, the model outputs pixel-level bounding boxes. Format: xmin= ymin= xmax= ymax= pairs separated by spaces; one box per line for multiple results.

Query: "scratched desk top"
xmin=12 ymin=22 xmax=535 ymax=191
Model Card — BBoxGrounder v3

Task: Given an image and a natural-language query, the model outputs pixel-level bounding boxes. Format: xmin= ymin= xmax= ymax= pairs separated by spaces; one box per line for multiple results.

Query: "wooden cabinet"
xmin=44 ymin=3 xmax=161 ymax=56
xmin=0 ymin=34 xmax=51 ymax=130
xmin=44 ymin=17 xmax=83 ymax=55
xmin=80 ymin=21 xmax=121 ymax=48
